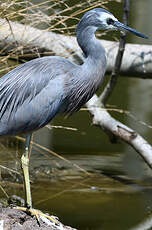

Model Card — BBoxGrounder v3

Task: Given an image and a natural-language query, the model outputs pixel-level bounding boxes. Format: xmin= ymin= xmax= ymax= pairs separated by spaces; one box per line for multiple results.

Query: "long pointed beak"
xmin=114 ymin=21 xmax=148 ymax=39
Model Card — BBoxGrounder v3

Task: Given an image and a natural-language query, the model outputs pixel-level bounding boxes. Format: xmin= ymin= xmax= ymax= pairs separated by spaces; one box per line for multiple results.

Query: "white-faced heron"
xmin=0 ymin=8 xmax=148 ymax=221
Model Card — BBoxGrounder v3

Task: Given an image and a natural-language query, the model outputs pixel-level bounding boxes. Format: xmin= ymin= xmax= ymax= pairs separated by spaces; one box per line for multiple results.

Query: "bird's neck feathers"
xmin=76 ymin=24 xmax=107 ymax=84
xmin=76 ymin=25 xmax=107 ymax=65
xmin=63 ymin=24 xmax=107 ymax=115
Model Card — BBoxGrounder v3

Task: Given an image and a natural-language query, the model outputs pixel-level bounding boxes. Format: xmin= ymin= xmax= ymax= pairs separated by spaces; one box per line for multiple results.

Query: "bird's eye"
xmin=107 ymin=18 xmax=114 ymax=25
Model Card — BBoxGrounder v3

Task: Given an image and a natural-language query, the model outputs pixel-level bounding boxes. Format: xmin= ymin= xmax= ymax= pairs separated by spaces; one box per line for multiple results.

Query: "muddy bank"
xmin=0 ymin=204 xmax=77 ymax=230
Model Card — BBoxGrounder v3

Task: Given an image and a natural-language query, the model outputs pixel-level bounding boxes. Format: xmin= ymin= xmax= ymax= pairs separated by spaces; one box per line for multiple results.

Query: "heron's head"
xmin=78 ymin=8 xmax=148 ymax=39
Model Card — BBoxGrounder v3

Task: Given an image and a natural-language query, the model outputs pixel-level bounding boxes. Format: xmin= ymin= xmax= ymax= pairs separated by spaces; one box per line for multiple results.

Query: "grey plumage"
xmin=0 ymin=8 xmax=147 ymax=136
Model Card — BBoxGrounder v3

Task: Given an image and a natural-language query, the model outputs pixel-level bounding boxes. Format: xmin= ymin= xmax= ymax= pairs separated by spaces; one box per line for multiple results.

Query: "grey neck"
xmin=76 ymin=25 xmax=106 ymax=64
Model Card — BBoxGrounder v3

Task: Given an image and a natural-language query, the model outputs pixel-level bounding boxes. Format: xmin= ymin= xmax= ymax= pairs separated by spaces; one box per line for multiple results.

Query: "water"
xmin=0 ymin=0 xmax=152 ymax=229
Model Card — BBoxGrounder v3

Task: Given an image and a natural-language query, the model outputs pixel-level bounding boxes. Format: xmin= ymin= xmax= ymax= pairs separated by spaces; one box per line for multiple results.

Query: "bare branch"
xmin=86 ymin=95 xmax=152 ymax=169
xmin=0 ymin=18 xmax=151 ymax=77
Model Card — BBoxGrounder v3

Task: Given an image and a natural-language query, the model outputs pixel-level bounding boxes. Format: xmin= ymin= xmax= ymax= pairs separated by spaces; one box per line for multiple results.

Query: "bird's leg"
xmin=15 ymin=134 xmax=59 ymax=226
xmin=21 ymin=134 xmax=32 ymax=208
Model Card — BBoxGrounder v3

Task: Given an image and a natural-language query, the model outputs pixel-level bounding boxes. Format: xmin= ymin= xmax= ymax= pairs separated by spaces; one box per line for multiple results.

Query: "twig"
xmin=5 ymin=17 xmax=18 ymax=48
xmin=0 ymin=184 xmax=9 ymax=198
xmin=46 ymin=124 xmax=78 ymax=131
xmin=15 ymin=136 xmax=91 ymax=176
xmin=0 ymin=165 xmax=20 ymax=175
xmin=100 ymin=0 xmax=130 ymax=105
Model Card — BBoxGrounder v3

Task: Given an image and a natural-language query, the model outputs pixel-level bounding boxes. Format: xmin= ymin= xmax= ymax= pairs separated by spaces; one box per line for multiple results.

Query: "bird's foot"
xmin=13 ymin=207 xmax=63 ymax=229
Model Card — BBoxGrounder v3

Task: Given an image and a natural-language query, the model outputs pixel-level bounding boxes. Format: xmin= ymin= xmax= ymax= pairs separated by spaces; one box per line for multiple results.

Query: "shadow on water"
xmin=0 ymin=0 xmax=152 ymax=229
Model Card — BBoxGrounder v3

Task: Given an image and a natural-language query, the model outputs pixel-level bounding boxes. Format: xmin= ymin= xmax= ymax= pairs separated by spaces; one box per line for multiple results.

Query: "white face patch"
xmin=98 ymin=12 xmax=118 ymax=30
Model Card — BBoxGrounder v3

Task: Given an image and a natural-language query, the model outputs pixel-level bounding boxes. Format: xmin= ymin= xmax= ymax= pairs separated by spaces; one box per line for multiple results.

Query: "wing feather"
xmin=0 ymin=56 xmax=76 ymax=135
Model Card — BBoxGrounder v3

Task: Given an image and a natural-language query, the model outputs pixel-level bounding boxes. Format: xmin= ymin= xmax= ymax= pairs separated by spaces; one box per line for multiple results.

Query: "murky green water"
xmin=0 ymin=0 xmax=152 ymax=229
